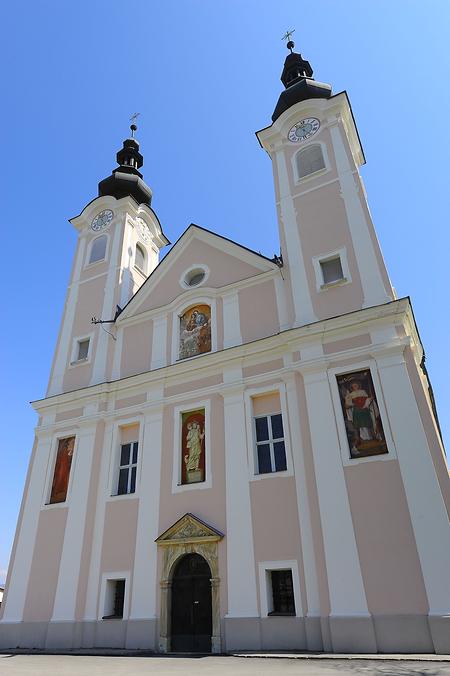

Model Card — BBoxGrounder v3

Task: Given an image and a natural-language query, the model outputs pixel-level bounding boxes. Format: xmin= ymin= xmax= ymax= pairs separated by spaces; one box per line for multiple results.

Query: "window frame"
xmin=108 ymin=418 xmax=144 ymax=501
xmin=69 ymin=333 xmax=94 ymax=367
xmin=134 ymin=242 xmax=147 ymax=275
xmin=244 ymin=384 xmax=293 ymax=481
xmin=312 ymin=247 xmax=352 ymax=292
xmin=85 ymin=232 xmax=110 ymax=268
xmin=179 ymin=263 xmax=210 ymax=290
xmin=171 ymin=399 xmax=212 ymax=494
xmin=116 ymin=440 xmax=139 ymax=496
xmin=328 ymin=359 xmax=397 ymax=467
xmin=253 ymin=413 xmax=287 ymax=475
xmin=292 ymin=140 xmax=330 ymax=184
xmin=99 ymin=571 xmax=130 ymax=621
xmin=258 ymin=560 xmax=302 ymax=618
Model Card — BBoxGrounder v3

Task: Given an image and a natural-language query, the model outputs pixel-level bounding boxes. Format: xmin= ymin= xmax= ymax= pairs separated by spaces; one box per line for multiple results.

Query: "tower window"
xmin=320 ymin=256 xmax=344 ymax=285
xmin=135 ymin=243 xmax=146 ymax=273
xmin=296 ymin=144 xmax=325 ymax=179
xmin=89 ymin=235 xmax=107 ymax=263
xmin=76 ymin=338 xmax=90 ymax=361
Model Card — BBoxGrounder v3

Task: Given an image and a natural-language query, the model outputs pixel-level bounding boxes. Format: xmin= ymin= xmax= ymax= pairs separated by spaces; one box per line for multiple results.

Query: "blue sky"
xmin=1 ymin=1 xmax=449 ymax=585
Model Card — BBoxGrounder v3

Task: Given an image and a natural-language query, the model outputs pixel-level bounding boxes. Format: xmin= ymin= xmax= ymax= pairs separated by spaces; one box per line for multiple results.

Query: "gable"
xmin=119 ymin=225 xmax=277 ymax=320
xmin=156 ymin=513 xmax=224 ymax=545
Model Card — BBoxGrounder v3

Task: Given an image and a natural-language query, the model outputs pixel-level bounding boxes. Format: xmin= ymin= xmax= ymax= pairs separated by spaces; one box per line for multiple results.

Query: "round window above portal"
xmin=180 ymin=265 xmax=210 ymax=290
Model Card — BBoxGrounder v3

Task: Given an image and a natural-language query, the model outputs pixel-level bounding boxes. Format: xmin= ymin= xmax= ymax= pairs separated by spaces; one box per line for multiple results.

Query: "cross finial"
xmin=129 ymin=112 xmax=140 ymax=138
xmin=282 ymin=29 xmax=296 ymax=53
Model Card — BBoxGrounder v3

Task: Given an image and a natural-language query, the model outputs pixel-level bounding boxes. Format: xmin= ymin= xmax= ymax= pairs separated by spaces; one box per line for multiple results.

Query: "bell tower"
xmin=47 ymin=122 xmax=169 ymax=396
xmin=257 ymin=39 xmax=393 ymax=328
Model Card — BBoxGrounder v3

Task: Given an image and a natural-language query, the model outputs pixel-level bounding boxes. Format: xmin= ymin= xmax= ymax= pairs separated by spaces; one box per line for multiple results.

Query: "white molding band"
xmin=223 ymin=388 xmax=258 ymax=617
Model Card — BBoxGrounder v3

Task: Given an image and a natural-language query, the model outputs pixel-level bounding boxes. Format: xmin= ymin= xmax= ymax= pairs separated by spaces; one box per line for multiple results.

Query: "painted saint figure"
xmin=179 ymin=304 xmax=211 ymax=359
xmin=345 ymin=381 xmax=381 ymax=453
xmin=184 ymin=420 xmax=205 ymax=472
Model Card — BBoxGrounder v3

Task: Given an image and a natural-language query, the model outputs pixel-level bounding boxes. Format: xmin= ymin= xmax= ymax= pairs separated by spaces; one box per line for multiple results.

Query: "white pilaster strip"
xmin=111 ymin=327 xmax=124 ymax=381
xmin=274 ymin=273 xmax=290 ymax=331
xmin=129 ymin=405 xmax=164 ymax=619
xmin=275 ymin=148 xmax=317 ymax=327
xmin=48 ymin=238 xmax=87 ymax=395
xmin=376 ymin=352 xmax=450 ymax=614
xmin=51 ymin=425 xmax=97 ymax=621
xmin=2 ymin=434 xmax=53 ymax=622
xmin=84 ymin=421 xmax=114 ymax=620
xmin=90 ymin=222 xmax=123 ymax=386
xmin=119 ymin=220 xmax=133 ymax=309
xmin=302 ymin=368 xmax=369 ymax=615
xmin=222 ymin=291 xmax=242 ymax=349
xmin=223 ymin=386 xmax=258 ymax=617
xmin=284 ymin=374 xmax=320 ymax=616
xmin=329 ymin=122 xmax=390 ymax=308
xmin=151 ymin=316 xmax=168 ymax=370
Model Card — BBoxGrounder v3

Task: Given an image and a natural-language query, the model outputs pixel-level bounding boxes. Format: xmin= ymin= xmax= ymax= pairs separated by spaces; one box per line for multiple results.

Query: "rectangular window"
xmin=102 ymin=579 xmax=125 ymax=619
xmin=254 ymin=413 xmax=286 ymax=474
xmin=49 ymin=436 xmax=75 ymax=504
xmin=269 ymin=570 xmax=296 ymax=615
xmin=320 ymin=256 xmax=344 ymax=285
xmin=77 ymin=338 xmax=90 ymax=361
xmin=117 ymin=441 xmax=138 ymax=495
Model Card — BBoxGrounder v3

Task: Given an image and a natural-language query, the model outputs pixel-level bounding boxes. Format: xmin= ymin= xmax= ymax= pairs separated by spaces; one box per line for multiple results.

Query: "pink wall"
xmin=239 ymin=280 xmax=279 ymax=343
xmin=121 ymin=320 xmax=153 ymax=378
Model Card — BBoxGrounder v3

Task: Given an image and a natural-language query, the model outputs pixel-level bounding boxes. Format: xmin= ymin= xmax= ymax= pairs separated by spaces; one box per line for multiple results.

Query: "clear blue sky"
xmin=1 ymin=1 xmax=449 ymax=585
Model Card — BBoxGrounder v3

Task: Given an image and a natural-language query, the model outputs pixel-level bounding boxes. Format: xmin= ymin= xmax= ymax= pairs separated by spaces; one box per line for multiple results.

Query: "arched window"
xmin=89 ymin=235 xmax=107 ymax=264
xmin=135 ymin=243 xmax=146 ymax=273
xmin=296 ymin=144 xmax=325 ymax=179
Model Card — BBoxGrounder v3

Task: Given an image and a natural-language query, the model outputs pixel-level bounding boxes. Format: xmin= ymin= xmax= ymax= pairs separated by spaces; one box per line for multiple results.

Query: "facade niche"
xmin=179 ymin=304 xmax=211 ymax=360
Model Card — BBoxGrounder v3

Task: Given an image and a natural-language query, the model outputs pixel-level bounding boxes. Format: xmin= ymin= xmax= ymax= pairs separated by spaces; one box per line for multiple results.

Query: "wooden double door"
xmin=171 ymin=553 xmax=212 ymax=653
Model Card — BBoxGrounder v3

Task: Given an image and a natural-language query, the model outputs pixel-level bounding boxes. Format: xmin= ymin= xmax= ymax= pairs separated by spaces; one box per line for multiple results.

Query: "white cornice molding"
xmin=32 ymin=299 xmax=416 ymax=418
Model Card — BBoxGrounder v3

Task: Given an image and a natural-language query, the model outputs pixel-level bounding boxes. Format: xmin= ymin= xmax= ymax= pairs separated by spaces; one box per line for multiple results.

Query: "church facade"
xmin=1 ymin=44 xmax=450 ymax=654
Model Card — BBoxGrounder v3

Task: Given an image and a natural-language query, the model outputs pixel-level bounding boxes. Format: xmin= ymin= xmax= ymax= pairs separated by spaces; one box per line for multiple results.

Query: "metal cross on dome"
xmin=282 ymin=29 xmax=296 ymax=52
xmin=129 ymin=112 xmax=140 ymax=138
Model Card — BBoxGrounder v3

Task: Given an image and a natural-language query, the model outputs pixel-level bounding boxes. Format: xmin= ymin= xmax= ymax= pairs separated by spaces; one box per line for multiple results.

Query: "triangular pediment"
xmin=155 ymin=513 xmax=224 ymax=545
xmin=118 ymin=224 xmax=278 ymax=321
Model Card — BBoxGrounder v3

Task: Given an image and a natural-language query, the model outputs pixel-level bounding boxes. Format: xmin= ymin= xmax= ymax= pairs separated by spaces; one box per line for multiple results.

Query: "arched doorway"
xmin=170 ymin=553 xmax=212 ymax=652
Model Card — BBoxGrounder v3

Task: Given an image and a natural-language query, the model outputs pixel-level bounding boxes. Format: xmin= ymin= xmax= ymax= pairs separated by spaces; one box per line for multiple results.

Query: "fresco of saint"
xmin=181 ymin=409 xmax=205 ymax=484
xmin=49 ymin=436 xmax=75 ymax=503
xmin=179 ymin=304 xmax=211 ymax=360
xmin=336 ymin=369 xmax=388 ymax=459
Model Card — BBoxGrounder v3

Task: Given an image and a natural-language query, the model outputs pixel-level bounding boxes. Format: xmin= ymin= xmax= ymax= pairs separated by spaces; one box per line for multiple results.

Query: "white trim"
xmin=275 ymin=148 xmax=317 ymax=327
xmin=244 ymin=383 xmax=293 ymax=481
xmin=51 ymin=426 xmax=96 ymax=621
xmin=69 ymin=332 xmax=94 ymax=367
xmin=258 ymin=560 xmax=302 ymax=617
xmin=151 ymin=315 xmax=167 ymax=370
xmin=130 ymin=404 xmax=164 ymax=620
xmin=328 ymin=360 xmax=396 ymax=467
xmin=179 ymin=263 xmax=210 ymax=290
xmin=171 ymin=297 xmax=217 ymax=365
xmin=292 ymin=140 xmax=330 ymax=184
xmin=111 ymin=326 xmax=124 ymax=380
xmin=312 ymin=247 xmax=351 ymax=293
xmin=171 ymin=399 xmax=211 ymax=494
xmin=274 ymin=273 xmax=290 ymax=331
xmin=222 ymin=290 xmax=242 ymax=349
xmin=85 ymin=232 xmax=110 ymax=268
xmin=223 ymin=386 xmax=258 ymax=617
xmin=99 ymin=571 xmax=131 ymax=620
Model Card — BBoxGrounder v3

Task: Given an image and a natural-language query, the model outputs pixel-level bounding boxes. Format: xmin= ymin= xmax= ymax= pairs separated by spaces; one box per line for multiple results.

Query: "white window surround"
xmin=258 ymin=560 xmax=302 ymax=617
xmin=99 ymin=571 xmax=130 ymax=621
xmin=312 ymin=247 xmax=351 ymax=292
xmin=328 ymin=359 xmax=397 ymax=467
xmin=42 ymin=431 xmax=79 ymax=509
xmin=292 ymin=140 xmax=330 ymax=184
xmin=85 ymin=232 xmax=111 ymax=268
xmin=244 ymin=384 xmax=293 ymax=481
xmin=171 ymin=399 xmax=212 ymax=494
xmin=69 ymin=332 xmax=94 ymax=367
xmin=171 ymin=296 xmax=217 ymax=365
xmin=179 ymin=264 xmax=210 ymax=290
xmin=107 ymin=418 xmax=144 ymax=501
xmin=134 ymin=243 xmax=147 ymax=275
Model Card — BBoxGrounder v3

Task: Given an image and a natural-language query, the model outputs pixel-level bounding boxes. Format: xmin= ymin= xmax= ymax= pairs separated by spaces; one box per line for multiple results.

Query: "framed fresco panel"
xmin=49 ymin=436 xmax=75 ymax=503
xmin=181 ymin=409 xmax=206 ymax=484
xmin=336 ymin=369 xmax=388 ymax=460
xmin=179 ymin=304 xmax=211 ymax=360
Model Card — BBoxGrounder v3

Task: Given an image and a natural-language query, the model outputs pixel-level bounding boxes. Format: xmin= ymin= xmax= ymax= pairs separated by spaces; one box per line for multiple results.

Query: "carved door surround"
xmin=155 ymin=513 xmax=224 ymax=653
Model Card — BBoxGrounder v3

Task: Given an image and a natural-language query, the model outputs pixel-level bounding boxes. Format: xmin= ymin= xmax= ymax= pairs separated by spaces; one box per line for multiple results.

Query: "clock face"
xmin=288 ymin=117 xmax=320 ymax=143
xmin=136 ymin=218 xmax=151 ymax=244
xmin=91 ymin=209 xmax=114 ymax=232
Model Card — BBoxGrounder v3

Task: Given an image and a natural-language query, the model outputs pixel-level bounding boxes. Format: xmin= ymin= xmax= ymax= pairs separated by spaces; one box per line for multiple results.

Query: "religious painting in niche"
xmin=336 ymin=369 xmax=388 ymax=459
xmin=181 ymin=409 xmax=206 ymax=484
xmin=179 ymin=304 xmax=211 ymax=360
xmin=49 ymin=436 xmax=75 ymax=503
